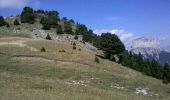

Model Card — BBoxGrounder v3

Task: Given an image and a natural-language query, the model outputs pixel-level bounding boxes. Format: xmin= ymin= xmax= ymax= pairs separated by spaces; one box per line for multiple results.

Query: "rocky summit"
xmin=132 ymin=37 xmax=160 ymax=49
xmin=131 ymin=37 xmax=170 ymax=64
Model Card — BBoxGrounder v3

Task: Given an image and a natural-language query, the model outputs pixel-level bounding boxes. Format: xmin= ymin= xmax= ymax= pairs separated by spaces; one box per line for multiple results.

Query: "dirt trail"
xmin=12 ymin=55 xmax=93 ymax=67
xmin=0 ymin=38 xmax=38 ymax=51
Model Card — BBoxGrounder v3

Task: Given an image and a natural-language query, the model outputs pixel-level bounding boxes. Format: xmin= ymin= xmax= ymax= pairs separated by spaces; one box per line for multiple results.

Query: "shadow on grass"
xmin=95 ymin=54 xmax=117 ymax=62
xmin=95 ymin=54 xmax=106 ymax=59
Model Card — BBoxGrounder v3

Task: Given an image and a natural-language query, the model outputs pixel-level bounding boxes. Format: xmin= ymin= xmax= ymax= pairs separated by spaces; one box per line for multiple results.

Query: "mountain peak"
xmin=132 ymin=37 xmax=160 ymax=49
xmin=131 ymin=37 xmax=170 ymax=64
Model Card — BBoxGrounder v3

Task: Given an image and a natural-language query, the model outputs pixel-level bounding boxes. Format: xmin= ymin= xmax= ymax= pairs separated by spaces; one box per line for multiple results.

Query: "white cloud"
xmin=0 ymin=0 xmax=28 ymax=9
xmin=94 ymin=29 xmax=135 ymax=49
xmin=0 ymin=0 xmax=40 ymax=9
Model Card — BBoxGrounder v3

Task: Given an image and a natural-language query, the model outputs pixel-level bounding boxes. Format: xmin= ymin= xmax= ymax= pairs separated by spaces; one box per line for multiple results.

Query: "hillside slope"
xmin=0 ymin=36 xmax=169 ymax=100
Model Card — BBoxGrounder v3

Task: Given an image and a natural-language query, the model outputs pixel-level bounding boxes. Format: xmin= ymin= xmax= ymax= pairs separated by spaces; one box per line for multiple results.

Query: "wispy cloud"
xmin=0 ymin=0 xmax=40 ymax=9
xmin=106 ymin=17 xmax=121 ymax=21
xmin=94 ymin=29 xmax=136 ymax=49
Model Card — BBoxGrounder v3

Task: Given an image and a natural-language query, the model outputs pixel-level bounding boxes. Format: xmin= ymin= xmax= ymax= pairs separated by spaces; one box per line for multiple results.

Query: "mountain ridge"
xmin=131 ymin=37 xmax=170 ymax=64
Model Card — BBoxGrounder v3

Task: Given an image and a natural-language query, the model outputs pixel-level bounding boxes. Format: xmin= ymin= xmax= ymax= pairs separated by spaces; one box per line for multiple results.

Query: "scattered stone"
xmin=67 ymin=80 xmax=87 ymax=87
xmin=135 ymin=87 xmax=149 ymax=96
xmin=135 ymin=87 xmax=159 ymax=98
xmin=110 ymin=83 xmax=124 ymax=90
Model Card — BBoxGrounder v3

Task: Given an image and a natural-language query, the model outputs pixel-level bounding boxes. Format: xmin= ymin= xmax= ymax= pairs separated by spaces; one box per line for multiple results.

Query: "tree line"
xmin=119 ymin=51 xmax=170 ymax=83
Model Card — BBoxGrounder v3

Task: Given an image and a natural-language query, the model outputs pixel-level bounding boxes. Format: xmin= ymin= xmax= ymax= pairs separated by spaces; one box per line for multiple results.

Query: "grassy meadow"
xmin=0 ymin=36 xmax=169 ymax=100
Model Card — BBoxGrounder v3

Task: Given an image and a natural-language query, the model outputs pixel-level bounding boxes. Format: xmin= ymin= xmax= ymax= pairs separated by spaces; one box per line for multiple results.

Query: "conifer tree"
xmin=56 ymin=25 xmax=63 ymax=34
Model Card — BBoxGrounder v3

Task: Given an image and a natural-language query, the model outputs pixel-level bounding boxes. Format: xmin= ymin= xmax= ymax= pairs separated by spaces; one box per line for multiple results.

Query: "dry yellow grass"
xmin=0 ymin=37 xmax=169 ymax=100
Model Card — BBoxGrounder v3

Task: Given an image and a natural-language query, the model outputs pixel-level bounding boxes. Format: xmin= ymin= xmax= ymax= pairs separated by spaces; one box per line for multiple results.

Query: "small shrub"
xmin=162 ymin=78 xmax=169 ymax=84
xmin=42 ymin=23 xmax=51 ymax=30
xmin=14 ymin=19 xmax=20 ymax=25
xmin=73 ymin=42 xmax=76 ymax=46
xmin=78 ymin=48 xmax=81 ymax=51
xmin=59 ymin=49 xmax=66 ymax=52
xmin=6 ymin=23 xmax=10 ymax=28
xmin=46 ymin=34 xmax=52 ymax=40
xmin=73 ymin=42 xmax=76 ymax=50
xmin=74 ymin=35 xmax=78 ymax=40
xmin=41 ymin=47 xmax=46 ymax=52
xmin=95 ymin=56 xmax=100 ymax=63
xmin=56 ymin=25 xmax=63 ymax=34
xmin=73 ymin=45 xmax=76 ymax=50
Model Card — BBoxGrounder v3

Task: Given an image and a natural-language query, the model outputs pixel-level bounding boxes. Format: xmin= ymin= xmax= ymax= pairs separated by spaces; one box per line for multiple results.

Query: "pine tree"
xmin=21 ymin=7 xmax=35 ymax=24
xmin=96 ymin=33 xmax=125 ymax=60
xmin=64 ymin=21 xmax=72 ymax=34
xmin=0 ymin=16 xmax=6 ymax=27
xmin=163 ymin=63 xmax=170 ymax=83
xmin=56 ymin=25 xmax=63 ymax=34
xmin=150 ymin=59 xmax=163 ymax=79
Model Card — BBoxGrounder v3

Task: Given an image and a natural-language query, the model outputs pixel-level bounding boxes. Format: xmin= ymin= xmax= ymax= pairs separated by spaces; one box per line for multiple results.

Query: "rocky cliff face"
xmin=131 ymin=37 xmax=170 ymax=64
xmin=132 ymin=37 xmax=160 ymax=49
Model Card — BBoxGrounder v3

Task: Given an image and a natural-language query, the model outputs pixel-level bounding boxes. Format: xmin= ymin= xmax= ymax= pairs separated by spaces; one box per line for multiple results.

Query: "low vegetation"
xmin=59 ymin=49 xmax=66 ymax=52
xmin=14 ymin=19 xmax=20 ymax=25
xmin=45 ymin=34 xmax=52 ymax=40
xmin=95 ymin=56 xmax=100 ymax=63
xmin=56 ymin=25 xmax=63 ymax=34
xmin=74 ymin=35 xmax=78 ymax=40
xmin=41 ymin=47 xmax=46 ymax=52
xmin=73 ymin=42 xmax=76 ymax=50
xmin=0 ymin=37 xmax=169 ymax=100
xmin=0 ymin=16 xmax=7 ymax=26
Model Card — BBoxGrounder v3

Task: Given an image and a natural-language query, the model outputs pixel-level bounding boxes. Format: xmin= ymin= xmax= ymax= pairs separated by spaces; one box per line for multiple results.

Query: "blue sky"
xmin=0 ymin=0 xmax=170 ymax=48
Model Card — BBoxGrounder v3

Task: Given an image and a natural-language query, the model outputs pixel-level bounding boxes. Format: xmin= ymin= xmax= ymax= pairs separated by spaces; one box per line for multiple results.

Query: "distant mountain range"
xmin=130 ymin=37 xmax=170 ymax=65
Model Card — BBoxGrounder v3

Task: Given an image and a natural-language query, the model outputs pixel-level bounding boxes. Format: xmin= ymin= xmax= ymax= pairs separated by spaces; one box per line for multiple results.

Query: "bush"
xmin=42 ymin=23 xmax=51 ymax=30
xmin=95 ymin=56 xmax=100 ymax=63
xmin=46 ymin=34 xmax=52 ymax=40
xmin=40 ymin=11 xmax=59 ymax=29
xmin=73 ymin=45 xmax=76 ymax=50
xmin=59 ymin=49 xmax=66 ymax=52
xmin=73 ymin=42 xmax=76 ymax=50
xmin=40 ymin=17 xmax=51 ymax=30
xmin=6 ymin=22 xmax=10 ymax=28
xmin=163 ymin=78 xmax=168 ymax=84
xmin=56 ymin=25 xmax=63 ymax=34
xmin=78 ymin=48 xmax=81 ymax=51
xmin=41 ymin=47 xmax=46 ymax=52
xmin=64 ymin=21 xmax=73 ymax=34
xmin=14 ymin=19 xmax=20 ymax=25
xmin=74 ymin=35 xmax=78 ymax=40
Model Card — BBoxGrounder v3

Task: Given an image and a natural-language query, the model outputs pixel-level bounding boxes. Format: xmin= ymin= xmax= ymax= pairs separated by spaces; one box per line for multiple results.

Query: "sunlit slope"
xmin=0 ymin=37 xmax=169 ymax=100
